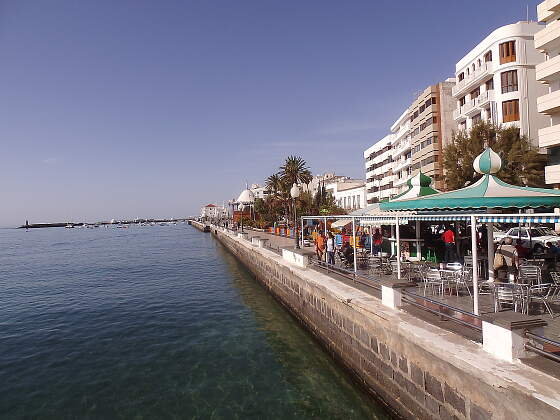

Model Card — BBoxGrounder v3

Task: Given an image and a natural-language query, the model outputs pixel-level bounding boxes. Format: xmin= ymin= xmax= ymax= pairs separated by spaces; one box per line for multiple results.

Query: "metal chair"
xmin=493 ymin=283 xmax=526 ymax=313
xmin=421 ymin=269 xmax=447 ymax=296
xmin=454 ymin=270 xmax=473 ymax=298
xmin=529 ymin=283 xmax=559 ymax=318
xmin=518 ymin=265 xmax=541 ymax=285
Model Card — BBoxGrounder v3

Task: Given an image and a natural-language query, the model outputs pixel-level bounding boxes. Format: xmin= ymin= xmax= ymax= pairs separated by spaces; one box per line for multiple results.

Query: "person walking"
xmin=315 ymin=230 xmax=326 ymax=261
xmin=442 ymin=226 xmax=456 ymax=262
xmin=494 ymin=237 xmax=518 ymax=281
xmin=372 ymin=228 xmax=383 ymax=256
xmin=326 ymin=232 xmax=336 ymax=265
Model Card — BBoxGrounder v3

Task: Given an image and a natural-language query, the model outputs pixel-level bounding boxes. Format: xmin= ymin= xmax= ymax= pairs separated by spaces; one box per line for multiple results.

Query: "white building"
xmin=453 ymin=21 xmax=549 ymax=145
xmin=364 ymin=134 xmax=395 ymax=204
xmin=390 ymin=109 xmax=412 ymax=196
xmin=535 ymin=1 xmax=560 ymax=185
xmin=249 ymin=184 xmax=270 ymax=200
xmin=304 ymin=172 xmax=347 ymax=196
xmin=200 ymin=204 xmax=227 ymax=219
xmin=325 ymin=179 xmax=367 ymax=211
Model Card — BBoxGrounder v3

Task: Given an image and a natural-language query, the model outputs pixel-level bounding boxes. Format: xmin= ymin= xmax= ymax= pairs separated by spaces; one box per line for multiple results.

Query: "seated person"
xmin=341 ymin=241 xmax=354 ymax=261
xmin=545 ymin=242 xmax=560 ymax=256
xmin=515 ymin=239 xmax=529 ymax=259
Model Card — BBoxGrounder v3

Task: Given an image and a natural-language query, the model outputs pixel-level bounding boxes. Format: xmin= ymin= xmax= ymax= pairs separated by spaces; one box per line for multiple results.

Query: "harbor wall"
xmin=191 ymin=220 xmax=210 ymax=232
xmin=209 ymin=226 xmax=560 ymax=420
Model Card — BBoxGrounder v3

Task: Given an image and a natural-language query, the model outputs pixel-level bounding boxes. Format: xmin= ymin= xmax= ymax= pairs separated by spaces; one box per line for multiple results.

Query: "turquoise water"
xmin=0 ymin=225 xmax=389 ymax=419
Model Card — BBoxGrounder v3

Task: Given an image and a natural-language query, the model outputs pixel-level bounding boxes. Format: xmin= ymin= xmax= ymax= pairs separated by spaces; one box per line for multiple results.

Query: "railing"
xmin=308 ymin=259 xmax=382 ymax=292
xmin=525 ymin=332 xmax=560 ymax=363
xmin=401 ymin=289 xmax=483 ymax=336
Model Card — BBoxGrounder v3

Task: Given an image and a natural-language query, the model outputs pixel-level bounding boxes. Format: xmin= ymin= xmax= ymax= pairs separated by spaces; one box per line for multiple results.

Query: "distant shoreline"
xmin=17 ymin=218 xmax=193 ymax=229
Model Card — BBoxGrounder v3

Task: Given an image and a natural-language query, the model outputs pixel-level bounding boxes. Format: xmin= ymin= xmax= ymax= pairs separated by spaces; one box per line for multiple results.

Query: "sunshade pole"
xmin=370 ymin=227 xmax=373 ymax=254
xmin=470 ymin=215 xmax=479 ymax=315
xmin=415 ymin=220 xmax=421 ymax=261
xmin=301 ymin=217 xmax=304 ymax=248
xmin=396 ymin=216 xmax=401 ymax=279
xmin=324 ymin=217 xmax=327 ymax=262
xmin=487 ymin=221 xmax=494 ymax=282
xmin=352 ymin=217 xmax=357 ymax=273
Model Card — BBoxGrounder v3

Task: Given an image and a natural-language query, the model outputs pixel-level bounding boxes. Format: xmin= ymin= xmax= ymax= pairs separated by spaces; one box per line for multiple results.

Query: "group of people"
xmin=313 ymin=227 xmax=384 ymax=267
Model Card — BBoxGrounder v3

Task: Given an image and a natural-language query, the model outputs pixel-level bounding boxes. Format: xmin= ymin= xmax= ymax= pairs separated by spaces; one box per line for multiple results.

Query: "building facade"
xmin=409 ymin=80 xmax=456 ymax=191
xmin=200 ymin=204 xmax=227 ymax=219
xmin=325 ymin=180 xmax=367 ymax=211
xmin=364 ymin=134 xmax=395 ymax=204
xmin=453 ymin=22 xmax=548 ymax=146
xmin=391 ymin=109 xmax=413 ymax=196
xmin=536 ymin=1 xmax=560 ymax=185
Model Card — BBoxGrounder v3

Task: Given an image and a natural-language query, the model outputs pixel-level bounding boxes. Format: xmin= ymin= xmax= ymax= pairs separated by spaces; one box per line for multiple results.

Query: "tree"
xmin=442 ymin=121 xmax=546 ymax=190
xmin=279 ymin=156 xmax=313 ymax=187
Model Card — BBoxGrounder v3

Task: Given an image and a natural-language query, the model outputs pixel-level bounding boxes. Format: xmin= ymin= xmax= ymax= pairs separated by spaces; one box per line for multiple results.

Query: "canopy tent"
xmin=376 ymin=148 xmax=560 ymax=315
xmin=390 ymin=171 xmax=440 ymax=201
xmin=380 ymin=148 xmax=560 ymax=212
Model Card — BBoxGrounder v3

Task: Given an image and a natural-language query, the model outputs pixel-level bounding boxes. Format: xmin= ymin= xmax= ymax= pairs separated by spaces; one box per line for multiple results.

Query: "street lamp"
xmin=239 ymin=204 xmax=245 ymax=233
xmin=290 ymin=183 xmax=300 ymax=249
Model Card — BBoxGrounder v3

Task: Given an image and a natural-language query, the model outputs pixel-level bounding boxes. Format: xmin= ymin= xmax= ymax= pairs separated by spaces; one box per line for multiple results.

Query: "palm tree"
xmin=279 ymin=156 xmax=312 ymax=187
xmin=265 ymin=174 xmax=282 ymax=195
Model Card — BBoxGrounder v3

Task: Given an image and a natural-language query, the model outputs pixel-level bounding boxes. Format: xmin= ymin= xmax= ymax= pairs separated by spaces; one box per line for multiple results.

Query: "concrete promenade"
xmin=203 ymin=224 xmax=560 ymax=420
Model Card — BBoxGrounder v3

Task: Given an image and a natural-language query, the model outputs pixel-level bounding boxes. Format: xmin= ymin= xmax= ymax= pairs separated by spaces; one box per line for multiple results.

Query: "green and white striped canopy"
xmin=380 ymin=148 xmax=560 ymax=212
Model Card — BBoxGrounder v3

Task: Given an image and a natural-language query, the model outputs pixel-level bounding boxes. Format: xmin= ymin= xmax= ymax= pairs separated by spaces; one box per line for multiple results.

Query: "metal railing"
xmin=401 ymin=289 xmax=483 ymax=334
xmin=309 ymin=259 xmax=381 ymax=292
xmin=525 ymin=332 xmax=560 ymax=363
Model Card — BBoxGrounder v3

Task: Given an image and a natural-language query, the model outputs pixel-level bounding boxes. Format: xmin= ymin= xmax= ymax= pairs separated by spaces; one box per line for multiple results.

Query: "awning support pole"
xmin=415 ymin=220 xmax=421 ymax=261
xmin=396 ymin=216 xmax=401 ymax=279
xmin=352 ymin=217 xmax=357 ymax=273
xmin=471 ymin=215 xmax=479 ymax=315
xmin=324 ymin=217 xmax=327 ymax=262
xmin=487 ymin=222 xmax=494 ymax=282
xmin=370 ymin=227 xmax=373 ymax=254
xmin=301 ymin=217 xmax=304 ymax=248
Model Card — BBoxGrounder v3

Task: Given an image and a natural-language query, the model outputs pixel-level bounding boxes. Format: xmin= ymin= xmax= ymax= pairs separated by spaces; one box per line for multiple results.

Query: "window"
xmin=477 ymin=59 xmax=481 ymax=67
xmin=458 ymin=72 xmax=464 ymax=81
xmin=501 ymin=70 xmax=518 ymax=93
xmin=502 ymin=99 xmax=519 ymax=122
xmin=431 ymin=97 xmax=436 ymax=105
xmin=484 ymin=51 xmax=492 ymax=62
xmin=470 ymin=87 xmax=480 ymax=99
xmin=459 ymin=96 xmax=466 ymax=106
xmin=486 ymin=78 xmax=494 ymax=91
xmin=419 ymin=104 xmax=425 ymax=114
xmin=472 ymin=113 xmax=482 ymax=124
xmin=499 ymin=41 xmax=516 ymax=64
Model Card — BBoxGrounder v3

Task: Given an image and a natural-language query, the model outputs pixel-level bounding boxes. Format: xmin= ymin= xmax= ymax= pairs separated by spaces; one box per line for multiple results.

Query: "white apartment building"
xmin=390 ymin=109 xmax=413 ymax=196
xmin=364 ymin=134 xmax=395 ymax=204
xmin=249 ymin=184 xmax=270 ymax=199
xmin=453 ymin=21 xmax=549 ymax=145
xmin=325 ymin=180 xmax=367 ymax=211
xmin=535 ymin=1 xmax=560 ymax=185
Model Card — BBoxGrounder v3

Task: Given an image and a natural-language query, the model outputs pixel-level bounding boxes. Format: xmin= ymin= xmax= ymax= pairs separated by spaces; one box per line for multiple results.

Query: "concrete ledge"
xmin=281 ymin=246 xmax=313 ymax=268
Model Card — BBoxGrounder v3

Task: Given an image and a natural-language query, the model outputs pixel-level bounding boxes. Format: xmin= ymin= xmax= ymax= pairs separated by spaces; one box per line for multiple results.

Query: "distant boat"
xmin=65 ymin=224 xmax=74 ymax=229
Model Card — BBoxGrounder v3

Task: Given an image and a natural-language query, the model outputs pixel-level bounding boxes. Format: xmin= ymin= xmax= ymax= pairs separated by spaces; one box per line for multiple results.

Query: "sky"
xmin=0 ymin=0 xmax=542 ymax=226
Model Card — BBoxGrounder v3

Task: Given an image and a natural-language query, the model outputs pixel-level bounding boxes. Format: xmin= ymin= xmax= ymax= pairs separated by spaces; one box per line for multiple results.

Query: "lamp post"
xmin=290 ymin=183 xmax=300 ymax=249
xmin=239 ymin=204 xmax=245 ymax=233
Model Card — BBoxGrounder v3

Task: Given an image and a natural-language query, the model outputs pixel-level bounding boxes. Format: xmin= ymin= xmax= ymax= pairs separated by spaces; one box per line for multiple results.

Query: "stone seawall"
xmin=191 ymin=220 xmax=209 ymax=232
xmin=209 ymin=227 xmax=560 ymax=420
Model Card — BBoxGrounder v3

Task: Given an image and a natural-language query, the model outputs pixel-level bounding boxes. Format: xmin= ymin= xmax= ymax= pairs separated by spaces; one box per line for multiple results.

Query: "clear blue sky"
xmin=0 ymin=0 xmax=540 ymax=226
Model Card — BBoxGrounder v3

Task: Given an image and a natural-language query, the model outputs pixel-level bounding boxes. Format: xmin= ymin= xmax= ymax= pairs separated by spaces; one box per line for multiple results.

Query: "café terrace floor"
xmin=241 ymin=229 xmax=560 ymax=368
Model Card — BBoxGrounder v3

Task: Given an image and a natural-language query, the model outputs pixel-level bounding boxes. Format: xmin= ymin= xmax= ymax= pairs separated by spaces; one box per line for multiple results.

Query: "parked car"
xmin=494 ymin=226 xmax=560 ymax=253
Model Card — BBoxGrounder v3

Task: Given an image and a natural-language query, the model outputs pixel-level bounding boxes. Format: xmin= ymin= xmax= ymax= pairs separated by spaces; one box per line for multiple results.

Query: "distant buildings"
xmin=535 ymin=2 xmax=560 ymax=185
xmin=364 ymin=134 xmax=394 ymax=203
xmin=453 ymin=21 xmax=548 ymax=145
xmin=325 ymin=179 xmax=366 ymax=211
xmin=200 ymin=204 xmax=227 ymax=219
xmin=249 ymin=184 xmax=270 ymax=200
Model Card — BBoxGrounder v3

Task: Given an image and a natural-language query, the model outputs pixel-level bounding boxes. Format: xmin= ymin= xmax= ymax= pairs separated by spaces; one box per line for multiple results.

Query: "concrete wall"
xmin=210 ymin=227 xmax=560 ymax=420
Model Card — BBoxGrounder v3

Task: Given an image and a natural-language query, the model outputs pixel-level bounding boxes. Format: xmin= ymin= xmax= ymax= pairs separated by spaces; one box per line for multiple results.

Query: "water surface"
xmin=0 ymin=225 xmax=389 ymax=419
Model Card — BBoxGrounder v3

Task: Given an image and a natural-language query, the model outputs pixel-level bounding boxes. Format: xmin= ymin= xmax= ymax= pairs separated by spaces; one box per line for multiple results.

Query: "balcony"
xmin=393 ymin=157 xmax=412 ymax=173
xmin=537 ymin=54 xmax=560 ymax=84
xmin=535 ymin=19 xmax=560 ymax=52
xmin=453 ymin=99 xmax=477 ymax=120
xmin=452 ymin=61 xmax=494 ymax=97
xmin=538 ymin=0 xmax=560 ymax=23
xmin=539 ymin=124 xmax=560 ymax=148
xmin=537 ymin=89 xmax=560 ymax=115
xmin=474 ymin=90 xmax=494 ymax=108
xmin=545 ymin=163 xmax=560 ymax=185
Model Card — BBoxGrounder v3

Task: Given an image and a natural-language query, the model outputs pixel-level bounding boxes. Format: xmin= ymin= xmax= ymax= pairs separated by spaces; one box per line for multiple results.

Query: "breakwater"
xmin=205 ymin=225 xmax=560 ymax=420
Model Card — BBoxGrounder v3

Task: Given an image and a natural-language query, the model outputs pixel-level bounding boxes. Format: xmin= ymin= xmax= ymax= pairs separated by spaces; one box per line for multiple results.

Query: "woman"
xmin=326 ymin=232 xmax=336 ymax=265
